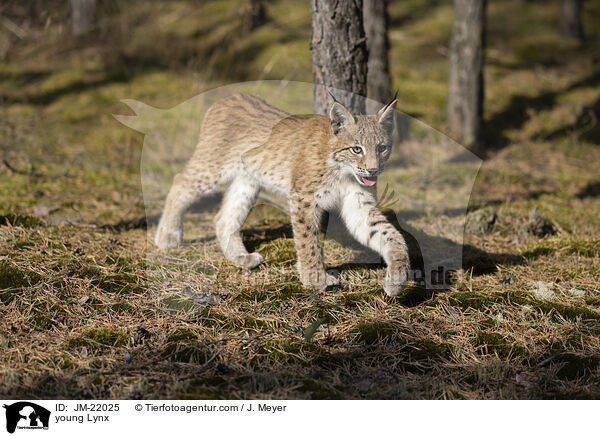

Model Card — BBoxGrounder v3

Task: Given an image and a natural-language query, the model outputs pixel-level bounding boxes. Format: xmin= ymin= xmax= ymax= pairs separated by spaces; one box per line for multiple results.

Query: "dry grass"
xmin=1 ymin=0 xmax=600 ymax=399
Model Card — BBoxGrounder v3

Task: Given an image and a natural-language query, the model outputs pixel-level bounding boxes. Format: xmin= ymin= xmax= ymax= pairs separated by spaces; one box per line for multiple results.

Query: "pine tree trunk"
xmin=310 ymin=0 xmax=368 ymax=115
xmin=447 ymin=0 xmax=486 ymax=150
xmin=364 ymin=0 xmax=392 ymax=114
xmin=247 ymin=0 xmax=267 ymax=31
xmin=560 ymin=0 xmax=584 ymax=40
xmin=71 ymin=0 xmax=95 ymax=37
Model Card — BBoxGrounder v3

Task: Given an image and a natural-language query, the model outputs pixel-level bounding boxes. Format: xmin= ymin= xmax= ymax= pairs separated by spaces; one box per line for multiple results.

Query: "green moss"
xmin=355 ymin=321 xmax=396 ymax=344
xmin=66 ymin=328 xmax=128 ymax=350
xmin=104 ymin=255 xmax=146 ymax=272
xmin=162 ymin=338 xmax=209 ymax=364
xmin=167 ymin=328 xmax=197 ymax=342
xmin=408 ymin=339 xmax=452 ymax=360
xmin=240 ymin=281 xmax=306 ymax=301
xmin=0 ymin=261 xmax=41 ymax=293
xmin=267 ymin=339 xmax=325 ymax=355
xmin=13 ymin=241 xmax=34 ymax=249
xmin=31 ymin=313 xmax=54 ymax=329
xmin=256 ymin=238 xmax=297 ymax=265
xmin=531 ymin=300 xmax=600 ymax=321
xmin=232 ymin=287 xmax=268 ymax=302
xmin=439 ymin=288 xmax=600 ymax=321
xmin=475 ymin=332 xmax=527 ymax=358
xmin=58 ymin=353 xmax=76 ymax=370
xmin=0 ymin=214 xmax=43 ymax=228
xmin=277 ymin=283 xmax=306 ymax=298
xmin=395 ymin=284 xmax=434 ymax=307
xmin=340 ymin=289 xmax=380 ymax=307
xmin=89 ymin=359 xmax=103 ymax=369
xmin=97 ymin=273 xmax=146 ymax=294
xmin=585 ymin=296 xmax=600 ymax=306
xmin=435 ymin=290 xmax=594 ymax=322
xmin=86 ymin=328 xmax=128 ymax=346
xmin=525 ymin=236 xmax=600 ymax=258
xmin=110 ymin=302 xmax=137 ymax=314
xmin=77 ymin=263 xmax=146 ymax=294
xmin=443 ymin=291 xmax=501 ymax=311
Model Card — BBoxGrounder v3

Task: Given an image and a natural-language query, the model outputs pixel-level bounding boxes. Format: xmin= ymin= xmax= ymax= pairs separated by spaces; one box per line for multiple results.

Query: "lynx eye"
xmin=377 ymin=144 xmax=389 ymax=154
xmin=350 ymin=146 xmax=363 ymax=155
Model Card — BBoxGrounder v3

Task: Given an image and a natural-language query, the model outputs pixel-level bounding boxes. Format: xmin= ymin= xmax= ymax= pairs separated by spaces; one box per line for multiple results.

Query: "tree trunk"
xmin=560 ymin=0 xmax=584 ymax=40
xmin=71 ymin=0 xmax=95 ymax=37
xmin=310 ymin=0 xmax=368 ymax=115
xmin=247 ymin=0 xmax=267 ymax=31
xmin=447 ymin=0 xmax=486 ymax=150
xmin=364 ymin=0 xmax=392 ymax=114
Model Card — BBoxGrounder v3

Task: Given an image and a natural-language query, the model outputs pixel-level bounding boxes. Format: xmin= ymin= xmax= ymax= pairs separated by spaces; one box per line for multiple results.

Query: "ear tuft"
xmin=329 ymin=102 xmax=355 ymax=135
xmin=376 ymin=92 xmax=398 ymax=133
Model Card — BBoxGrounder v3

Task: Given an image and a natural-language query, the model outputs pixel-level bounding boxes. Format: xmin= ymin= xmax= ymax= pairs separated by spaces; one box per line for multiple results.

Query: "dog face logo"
xmin=3 ymin=402 xmax=50 ymax=433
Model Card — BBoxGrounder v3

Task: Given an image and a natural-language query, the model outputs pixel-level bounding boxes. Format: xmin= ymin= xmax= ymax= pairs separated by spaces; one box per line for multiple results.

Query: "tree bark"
xmin=560 ymin=0 xmax=584 ymax=40
xmin=247 ymin=0 xmax=267 ymax=31
xmin=447 ymin=0 xmax=486 ymax=150
xmin=71 ymin=0 xmax=96 ymax=37
xmin=364 ymin=0 xmax=392 ymax=114
xmin=310 ymin=0 xmax=368 ymax=115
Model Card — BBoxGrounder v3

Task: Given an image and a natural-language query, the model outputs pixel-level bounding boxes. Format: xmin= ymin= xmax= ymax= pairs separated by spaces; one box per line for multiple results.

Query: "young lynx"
xmin=155 ymin=93 xmax=409 ymax=296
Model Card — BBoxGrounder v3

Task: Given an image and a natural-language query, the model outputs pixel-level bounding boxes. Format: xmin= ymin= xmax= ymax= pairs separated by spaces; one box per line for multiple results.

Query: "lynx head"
xmin=328 ymin=93 xmax=397 ymax=187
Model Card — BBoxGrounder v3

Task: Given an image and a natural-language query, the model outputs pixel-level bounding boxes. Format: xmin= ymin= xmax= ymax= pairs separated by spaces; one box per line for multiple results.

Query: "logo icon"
xmin=3 ymin=402 xmax=50 ymax=434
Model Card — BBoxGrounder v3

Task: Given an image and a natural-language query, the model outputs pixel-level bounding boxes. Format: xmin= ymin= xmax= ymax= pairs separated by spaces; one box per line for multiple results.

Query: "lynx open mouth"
xmin=356 ymin=174 xmax=378 ymax=186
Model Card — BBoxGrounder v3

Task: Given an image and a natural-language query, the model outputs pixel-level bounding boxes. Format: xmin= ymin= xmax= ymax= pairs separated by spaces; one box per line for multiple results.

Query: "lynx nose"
xmin=366 ymin=168 xmax=379 ymax=176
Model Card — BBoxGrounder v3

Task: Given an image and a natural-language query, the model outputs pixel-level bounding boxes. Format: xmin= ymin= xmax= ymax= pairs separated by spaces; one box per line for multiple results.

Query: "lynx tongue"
xmin=361 ymin=176 xmax=377 ymax=186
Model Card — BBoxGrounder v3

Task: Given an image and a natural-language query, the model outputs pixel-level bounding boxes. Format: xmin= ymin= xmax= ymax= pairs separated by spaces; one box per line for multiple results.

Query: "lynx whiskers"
xmin=155 ymin=93 xmax=409 ymax=296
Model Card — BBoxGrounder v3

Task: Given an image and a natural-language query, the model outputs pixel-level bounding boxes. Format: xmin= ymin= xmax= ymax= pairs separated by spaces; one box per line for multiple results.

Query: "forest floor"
xmin=1 ymin=0 xmax=600 ymax=399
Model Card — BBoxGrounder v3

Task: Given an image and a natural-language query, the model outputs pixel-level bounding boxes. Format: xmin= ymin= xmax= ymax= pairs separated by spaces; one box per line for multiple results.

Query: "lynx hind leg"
xmin=155 ymin=173 xmax=216 ymax=249
xmin=215 ymin=174 xmax=264 ymax=269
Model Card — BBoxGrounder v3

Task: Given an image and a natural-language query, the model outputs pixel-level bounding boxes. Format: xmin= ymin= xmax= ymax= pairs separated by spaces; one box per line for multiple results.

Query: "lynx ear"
xmin=376 ymin=90 xmax=398 ymax=133
xmin=329 ymin=102 xmax=356 ymax=135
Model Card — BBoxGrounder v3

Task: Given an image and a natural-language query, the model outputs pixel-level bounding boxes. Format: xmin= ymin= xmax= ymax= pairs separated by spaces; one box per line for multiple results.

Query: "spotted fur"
xmin=155 ymin=93 xmax=409 ymax=296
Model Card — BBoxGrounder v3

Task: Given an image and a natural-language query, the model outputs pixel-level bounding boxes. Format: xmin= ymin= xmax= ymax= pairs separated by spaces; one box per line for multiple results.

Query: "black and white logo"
xmin=3 ymin=402 xmax=50 ymax=434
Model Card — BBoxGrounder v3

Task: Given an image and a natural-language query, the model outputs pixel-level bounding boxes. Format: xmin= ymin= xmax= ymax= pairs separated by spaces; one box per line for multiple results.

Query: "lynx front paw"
xmin=155 ymin=227 xmax=182 ymax=249
xmin=383 ymin=268 xmax=408 ymax=297
xmin=233 ymin=252 xmax=264 ymax=269
xmin=301 ymin=270 xmax=339 ymax=292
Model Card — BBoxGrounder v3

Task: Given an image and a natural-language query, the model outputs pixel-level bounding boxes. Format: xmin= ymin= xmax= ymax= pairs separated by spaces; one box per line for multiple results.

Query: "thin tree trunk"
xmin=71 ymin=0 xmax=95 ymax=37
xmin=447 ymin=0 xmax=486 ymax=150
xmin=364 ymin=0 xmax=392 ymax=114
xmin=310 ymin=0 xmax=368 ymax=115
xmin=560 ymin=0 xmax=584 ymax=40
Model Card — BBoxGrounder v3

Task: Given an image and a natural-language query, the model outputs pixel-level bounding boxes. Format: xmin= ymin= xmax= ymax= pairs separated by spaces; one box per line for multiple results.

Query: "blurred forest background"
xmin=0 ymin=0 xmax=599 ymax=400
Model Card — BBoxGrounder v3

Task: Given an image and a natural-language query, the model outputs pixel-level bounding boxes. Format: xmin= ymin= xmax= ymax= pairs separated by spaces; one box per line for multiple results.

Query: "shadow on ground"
xmin=485 ymin=69 xmax=600 ymax=150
